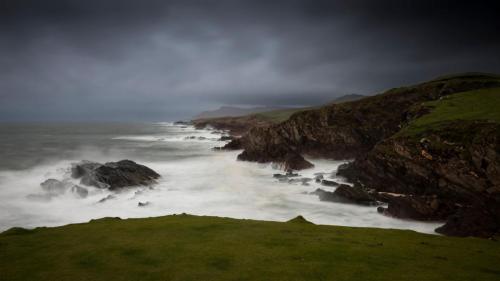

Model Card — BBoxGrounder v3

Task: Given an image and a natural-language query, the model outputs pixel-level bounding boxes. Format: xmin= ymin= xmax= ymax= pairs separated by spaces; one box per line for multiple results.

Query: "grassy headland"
xmin=1 ymin=215 xmax=499 ymax=281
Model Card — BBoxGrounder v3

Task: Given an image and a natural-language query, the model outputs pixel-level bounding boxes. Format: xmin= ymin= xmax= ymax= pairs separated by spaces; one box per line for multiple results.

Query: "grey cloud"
xmin=0 ymin=0 xmax=499 ymax=121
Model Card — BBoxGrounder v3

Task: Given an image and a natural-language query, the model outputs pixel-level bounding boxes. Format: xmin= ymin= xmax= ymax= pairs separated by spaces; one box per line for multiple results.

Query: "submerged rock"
xmin=72 ymin=160 xmax=160 ymax=190
xmin=97 ymin=194 xmax=116 ymax=203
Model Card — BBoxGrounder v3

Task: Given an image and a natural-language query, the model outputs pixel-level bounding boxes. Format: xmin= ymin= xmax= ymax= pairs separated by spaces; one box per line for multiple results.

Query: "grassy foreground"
xmin=1 ymin=215 xmax=500 ymax=281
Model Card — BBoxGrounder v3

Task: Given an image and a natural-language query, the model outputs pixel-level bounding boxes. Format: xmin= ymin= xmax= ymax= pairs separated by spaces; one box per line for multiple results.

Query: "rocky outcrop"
xmin=344 ymin=121 xmax=500 ymax=236
xmin=236 ymin=74 xmax=500 ymax=168
xmin=232 ymin=73 xmax=500 ymax=237
xmin=71 ymin=160 xmax=160 ymax=190
xmin=311 ymin=184 xmax=379 ymax=206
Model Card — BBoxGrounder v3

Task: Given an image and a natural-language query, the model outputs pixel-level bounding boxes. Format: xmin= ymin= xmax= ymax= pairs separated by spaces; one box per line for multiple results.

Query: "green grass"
xmin=1 ymin=215 xmax=500 ymax=281
xmin=400 ymin=87 xmax=500 ymax=136
xmin=254 ymin=107 xmax=312 ymax=123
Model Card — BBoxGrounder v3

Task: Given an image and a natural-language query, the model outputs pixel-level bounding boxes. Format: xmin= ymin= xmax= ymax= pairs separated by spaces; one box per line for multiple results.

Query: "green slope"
xmin=1 ymin=215 xmax=500 ymax=281
xmin=400 ymin=87 xmax=500 ymax=136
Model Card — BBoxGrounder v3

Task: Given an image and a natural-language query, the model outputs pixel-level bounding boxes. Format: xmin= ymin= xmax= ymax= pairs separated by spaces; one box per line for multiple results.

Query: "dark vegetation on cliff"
xmin=2 ymin=215 xmax=500 ymax=281
xmin=206 ymin=73 xmax=500 ymax=238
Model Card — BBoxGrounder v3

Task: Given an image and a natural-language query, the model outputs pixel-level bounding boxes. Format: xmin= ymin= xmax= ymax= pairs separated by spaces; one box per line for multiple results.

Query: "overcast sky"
xmin=1 ymin=0 xmax=499 ymax=121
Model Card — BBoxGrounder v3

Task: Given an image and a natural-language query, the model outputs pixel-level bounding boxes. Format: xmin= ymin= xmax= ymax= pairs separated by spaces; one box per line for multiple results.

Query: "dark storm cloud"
xmin=1 ymin=0 xmax=499 ymax=121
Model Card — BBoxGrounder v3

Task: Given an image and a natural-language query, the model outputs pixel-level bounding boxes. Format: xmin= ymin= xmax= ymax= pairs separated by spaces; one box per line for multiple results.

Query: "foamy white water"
xmin=0 ymin=123 xmax=442 ymax=234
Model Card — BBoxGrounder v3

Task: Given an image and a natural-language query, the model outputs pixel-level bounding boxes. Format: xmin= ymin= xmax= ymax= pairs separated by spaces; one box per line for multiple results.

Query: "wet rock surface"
xmin=311 ymin=185 xmax=379 ymax=206
xmin=72 ymin=160 xmax=160 ymax=190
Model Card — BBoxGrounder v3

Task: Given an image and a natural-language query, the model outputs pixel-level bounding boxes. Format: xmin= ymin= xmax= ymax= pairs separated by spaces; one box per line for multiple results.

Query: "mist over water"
xmin=0 ymin=123 xmax=442 ymax=233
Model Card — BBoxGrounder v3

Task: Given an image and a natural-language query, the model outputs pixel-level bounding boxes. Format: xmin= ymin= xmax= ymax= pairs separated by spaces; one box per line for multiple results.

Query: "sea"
xmin=0 ymin=122 xmax=442 ymax=233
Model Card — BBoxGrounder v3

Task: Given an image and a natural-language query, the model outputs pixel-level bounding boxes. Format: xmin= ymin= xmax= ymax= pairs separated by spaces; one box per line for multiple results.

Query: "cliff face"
xmin=237 ymin=74 xmax=500 ymax=168
xmin=340 ymin=121 xmax=500 ymax=237
xmin=233 ymin=73 xmax=500 ymax=237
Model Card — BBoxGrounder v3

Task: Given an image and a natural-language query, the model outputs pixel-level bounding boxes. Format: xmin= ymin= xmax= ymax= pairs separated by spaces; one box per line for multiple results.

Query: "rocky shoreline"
xmin=193 ymin=73 xmax=500 ymax=238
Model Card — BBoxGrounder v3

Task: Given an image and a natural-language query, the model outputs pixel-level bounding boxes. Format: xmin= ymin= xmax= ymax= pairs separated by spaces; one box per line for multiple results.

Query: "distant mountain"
xmin=330 ymin=94 xmax=365 ymax=104
xmin=194 ymin=106 xmax=287 ymax=119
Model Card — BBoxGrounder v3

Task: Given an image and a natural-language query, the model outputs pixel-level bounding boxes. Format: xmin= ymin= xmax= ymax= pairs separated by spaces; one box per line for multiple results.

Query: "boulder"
xmin=72 ymin=160 xmax=160 ymax=190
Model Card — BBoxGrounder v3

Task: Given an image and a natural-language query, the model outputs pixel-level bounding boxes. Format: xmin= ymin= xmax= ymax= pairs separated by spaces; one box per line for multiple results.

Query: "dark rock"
xmin=288 ymin=177 xmax=313 ymax=185
xmin=333 ymin=184 xmax=379 ymax=206
xmin=71 ymin=185 xmax=88 ymax=198
xmin=321 ymin=179 xmax=339 ymax=187
xmin=218 ymin=136 xmax=234 ymax=141
xmin=222 ymin=138 xmax=243 ymax=150
xmin=72 ymin=160 xmax=160 ymax=190
xmin=377 ymin=194 xmax=455 ymax=221
xmin=138 ymin=201 xmax=151 ymax=207
xmin=174 ymin=120 xmax=191 ymax=125
xmin=283 ymin=152 xmax=314 ymax=171
xmin=435 ymin=202 xmax=500 ymax=238
xmin=315 ymin=174 xmax=324 ymax=182
xmin=310 ymin=186 xmax=379 ymax=206
xmin=273 ymin=172 xmax=299 ymax=179
xmin=98 ymin=194 xmax=115 ymax=203
xmin=40 ymin=179 xmax=68 ymax=195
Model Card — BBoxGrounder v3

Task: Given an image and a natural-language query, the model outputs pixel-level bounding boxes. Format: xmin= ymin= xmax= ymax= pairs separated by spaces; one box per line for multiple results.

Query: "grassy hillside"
xmin=1 ymin=215 xmax=500 ymax=281
xmin=400 ymin=87 xmax=500 ymax=136
xmin=254 ymin=107 xmax=312 ymax=123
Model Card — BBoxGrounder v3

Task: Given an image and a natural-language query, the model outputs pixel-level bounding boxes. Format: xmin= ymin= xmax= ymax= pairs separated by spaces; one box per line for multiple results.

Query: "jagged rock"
xmin=220 ymin=138 xmax=243 ymax=150
xmin=311 ymin=185 xmax=379 ymax=206
xmin=72 ymin=160 xmax=160 ymax=190
xmin=333 ymin=184 xmax=378 ymax=205
xmin=321 ymin=179 xmax=339 ymax=187
xmin=282 ymin=153 xmax=314 ymax=171
xmin=376 ymin=194 xmax=455 ymax=221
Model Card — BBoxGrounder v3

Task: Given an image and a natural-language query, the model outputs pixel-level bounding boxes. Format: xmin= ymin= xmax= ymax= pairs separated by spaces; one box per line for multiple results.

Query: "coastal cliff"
xmin=235 ymin=74 xmax=500 ymax=169
xmin=226 ymin=73 xmax=500 ymax=237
